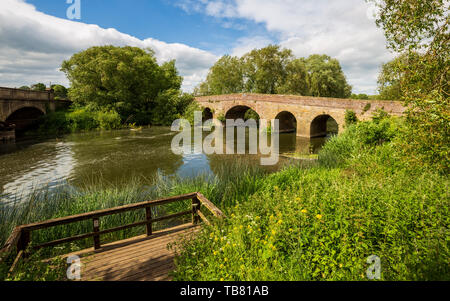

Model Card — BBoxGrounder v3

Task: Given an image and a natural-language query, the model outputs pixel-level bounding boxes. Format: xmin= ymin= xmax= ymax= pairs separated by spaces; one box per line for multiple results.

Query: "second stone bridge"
xmin=195 ymin=93 xmax=405 ymax=138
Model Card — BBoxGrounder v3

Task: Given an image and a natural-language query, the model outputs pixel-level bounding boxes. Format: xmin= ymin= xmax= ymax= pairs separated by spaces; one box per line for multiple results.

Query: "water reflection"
xmin=0 ymin=127 xmax=330 ymax=203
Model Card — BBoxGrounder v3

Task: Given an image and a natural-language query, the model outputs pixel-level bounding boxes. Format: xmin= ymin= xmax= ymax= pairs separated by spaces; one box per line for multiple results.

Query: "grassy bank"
xmin=170 ymin=116 xmax=449 ymax=281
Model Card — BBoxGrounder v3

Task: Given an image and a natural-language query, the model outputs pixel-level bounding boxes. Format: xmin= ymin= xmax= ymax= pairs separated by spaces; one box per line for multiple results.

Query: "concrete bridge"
xmin=0 ymin=87 xmax=71 ymax=136
xmin=196 ymin=93 xmax=405 ymax=138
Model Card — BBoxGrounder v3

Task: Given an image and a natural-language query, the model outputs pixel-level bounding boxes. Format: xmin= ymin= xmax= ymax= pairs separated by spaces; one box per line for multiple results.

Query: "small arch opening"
xmin=275 ymin=111 xmax=297 ymax=133
xmin=310 ymin=115 xmax=339 ymax=138
xmin=225 ymin=106 xmax=260 ymax=124
xmin=5 ymin=107 xmax=45 ymax=133
xmin=202 ymin=108 xmax=213 ymax=122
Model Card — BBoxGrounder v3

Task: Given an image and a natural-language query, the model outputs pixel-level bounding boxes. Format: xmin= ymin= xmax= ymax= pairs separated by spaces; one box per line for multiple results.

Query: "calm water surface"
xmin=0 ymin=127 xmax=327 ymax=203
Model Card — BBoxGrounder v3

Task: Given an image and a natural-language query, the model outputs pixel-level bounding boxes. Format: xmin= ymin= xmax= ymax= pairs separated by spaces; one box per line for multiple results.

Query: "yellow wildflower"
xmin=316 ymin=214 xmax=323 ymax=220
xmin=301 ymin=209 xmax=307 ymax=214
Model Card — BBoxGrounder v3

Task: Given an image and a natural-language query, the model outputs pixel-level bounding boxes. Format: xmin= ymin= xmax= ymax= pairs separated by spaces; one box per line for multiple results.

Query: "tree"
xmin=370 ymin=0 xmax=449 ymax=172
xmin=305 ymin=54 xmax=352 ymax=98
xmin=51 ymin=84 xmax=68 ymax=99
xmin=196 ymin=55 xmax=244 ymax=95
xmin=242 ymin=45 xmax=293 ymax=94
xmin=277 ymin=58 xmax=309 ymax=95
xmin=31 ymin=83 xmax=46 ymax=91
xmin=197 ymin=46 xmax=352 ymax=98
xmin=19 ymin=86 xmax=30 ymax=90
xmin=61 ymin=46 xmax=185 ymax=125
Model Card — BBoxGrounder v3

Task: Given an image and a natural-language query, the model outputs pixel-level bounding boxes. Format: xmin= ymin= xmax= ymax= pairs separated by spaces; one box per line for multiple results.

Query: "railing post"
xmin=192 ymin=198 xmax=200 ymax=225
xmin=145 ymin=206 xmax=153 ymax=236
xmin=17 ymin=229 xmax=30 ymax=253
xmin=93 ymin=218 xmax=101 ymax=250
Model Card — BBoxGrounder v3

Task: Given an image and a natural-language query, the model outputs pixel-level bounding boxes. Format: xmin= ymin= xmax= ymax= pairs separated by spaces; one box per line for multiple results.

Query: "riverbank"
xmin=170 ymin=115 xmax=449 ymax=281
xmin=1 ymin=115 xmax=448 ymax=281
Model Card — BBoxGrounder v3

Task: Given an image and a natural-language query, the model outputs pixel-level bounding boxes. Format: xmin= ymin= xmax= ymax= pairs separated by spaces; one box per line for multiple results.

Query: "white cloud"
xmin=0 ymin=0 xmax=218 ymax=91
xmin=175 ymin=0 xmax=395 ymax=94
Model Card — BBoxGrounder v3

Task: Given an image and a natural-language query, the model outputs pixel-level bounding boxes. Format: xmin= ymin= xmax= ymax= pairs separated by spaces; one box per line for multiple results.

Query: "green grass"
xmin=170 ymin=117 xmax=449 ymax=281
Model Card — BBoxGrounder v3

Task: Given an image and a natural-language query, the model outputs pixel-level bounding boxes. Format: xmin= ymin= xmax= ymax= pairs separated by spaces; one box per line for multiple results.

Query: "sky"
xmin=0 ymin=0 xmax=395 ymax=94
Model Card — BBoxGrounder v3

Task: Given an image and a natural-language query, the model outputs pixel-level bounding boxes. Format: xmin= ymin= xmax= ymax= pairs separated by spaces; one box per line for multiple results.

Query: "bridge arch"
xmin=5 ymin=106 xmax=45 ymax=132
xmin=202 ymin=107 xmax=213 ymax=122
xmin=225 ymin=105 xmax=260 ymax=123
xmin=310 ymin=114 xmax=339 ymax=138
xmin=275 ymin=111 xmax=297 ymax=133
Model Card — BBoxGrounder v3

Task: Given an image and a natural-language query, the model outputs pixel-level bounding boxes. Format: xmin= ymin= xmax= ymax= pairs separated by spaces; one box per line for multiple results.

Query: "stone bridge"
xmin=195 ymin=93 xmax=405 ymax=138
xmin=0 ymin=87 xmax=71 ymax=133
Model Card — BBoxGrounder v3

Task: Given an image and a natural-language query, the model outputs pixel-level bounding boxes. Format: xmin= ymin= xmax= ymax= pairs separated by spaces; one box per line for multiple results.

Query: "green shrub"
xmin=67 ymin=109 xmax=99 ymax=132
xmin=345 ymin=110 xmax=358 ymax=127
xmin=95 ymin=110 xmax=122 ymax=130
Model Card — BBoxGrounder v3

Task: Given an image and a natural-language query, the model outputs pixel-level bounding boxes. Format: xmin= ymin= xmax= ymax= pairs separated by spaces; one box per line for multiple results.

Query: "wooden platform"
xmin=71 ymin=223 xmax=200 ymax=281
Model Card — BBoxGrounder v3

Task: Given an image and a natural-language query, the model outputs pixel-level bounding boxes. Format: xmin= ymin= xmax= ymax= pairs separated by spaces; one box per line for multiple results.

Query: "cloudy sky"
xmin=0 ymin=0 xmax=394 ymax=94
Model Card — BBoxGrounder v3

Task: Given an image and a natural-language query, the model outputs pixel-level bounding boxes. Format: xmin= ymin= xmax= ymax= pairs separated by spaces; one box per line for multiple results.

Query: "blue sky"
xmin=0 ymin=0 xmax=393 ymax=94
xmin=26 ymin=0 xmax=277 ymax=55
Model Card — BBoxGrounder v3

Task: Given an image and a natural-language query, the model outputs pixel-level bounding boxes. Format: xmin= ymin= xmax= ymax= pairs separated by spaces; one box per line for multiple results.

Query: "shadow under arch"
xmin=310 ymin=114 xmax=339 ymax=138
xmin=6 ymin=107 xmax=45 ymax=133
xmin=225 ymin=105 xmax=260 ymax=124
xmin=275 ymin=111 xmax=297 ymax=133
xmin=202 ymin=107 xmax=213 ymax=122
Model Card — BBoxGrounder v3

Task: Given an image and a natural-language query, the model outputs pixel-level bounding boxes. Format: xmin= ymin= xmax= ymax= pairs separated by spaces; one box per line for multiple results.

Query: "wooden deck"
xmin=70 ymin=223 xmax=200 ymax=281
xmin=1 ymin=193 xmax=225 ymax=281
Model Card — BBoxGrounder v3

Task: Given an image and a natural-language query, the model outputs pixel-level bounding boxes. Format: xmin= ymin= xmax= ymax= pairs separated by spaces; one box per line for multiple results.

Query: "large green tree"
xmin=197 ymin=45 xmax=352 ymax=98
xmin=242 ymin=45 xmax=293 ymax=94
xmin=370 ymin=0 xmax=449 ymax=171
xmin=305 ymin=54 xmax=352 ymax=98
xmin=31 ymin=83 xmax=46 ymax=91
xmin=61 ymin=46 xmax=185 ymax=125
xmin=196 ymin=55 xmax=244 ymax=95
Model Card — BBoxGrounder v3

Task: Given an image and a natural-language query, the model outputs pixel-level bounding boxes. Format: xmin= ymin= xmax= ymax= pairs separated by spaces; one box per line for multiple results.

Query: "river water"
xmin=0 ymin=127 xmax=327 ymax=203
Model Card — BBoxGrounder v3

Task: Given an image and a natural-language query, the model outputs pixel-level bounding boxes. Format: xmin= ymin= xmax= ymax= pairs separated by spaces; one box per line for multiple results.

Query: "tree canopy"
xmin=196 ymin=45 xmax=352 ymax=98
xmin=61 ymin=46 xmax=191 ymax=125
xmin=370 ymin=0 xmax=449 ymax=172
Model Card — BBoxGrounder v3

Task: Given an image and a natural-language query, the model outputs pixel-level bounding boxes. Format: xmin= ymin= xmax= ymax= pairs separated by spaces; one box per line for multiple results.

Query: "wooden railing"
xmin=0 ymin=192 xmax=224 ymax=272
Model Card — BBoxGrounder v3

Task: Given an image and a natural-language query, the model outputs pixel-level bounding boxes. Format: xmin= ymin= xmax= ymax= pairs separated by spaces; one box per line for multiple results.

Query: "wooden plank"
xmin=145 ymin=207 xmax=152 ymax=236
xmin=65 ymin=224 xmax=197 ymax=259
xmin=8 ymin=250 xmax=24 ymax=274
xmin=93 ymin=218 xmax=100 ymax=250
xmin=33 ymin=210 xmax=192 ymax=250
xmin=197 ymin=210 xmax=211 ymax=225
xmin=196 ymin=193 xmax=226 ymax=219
xmin=80 ymin=226 xmax=198 ymax=268
xmin=0 ymin=227 xmax=22 ymax=255
xmin=20 ymin=193 xmax=197 ymax=231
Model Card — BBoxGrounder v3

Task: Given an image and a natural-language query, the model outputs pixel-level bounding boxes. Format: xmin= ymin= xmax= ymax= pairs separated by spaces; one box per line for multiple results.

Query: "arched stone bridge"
xmin=0 ymin=87 xmax=71 ymax=132
xmin=196 ymin=93 xmax=405 ymax=138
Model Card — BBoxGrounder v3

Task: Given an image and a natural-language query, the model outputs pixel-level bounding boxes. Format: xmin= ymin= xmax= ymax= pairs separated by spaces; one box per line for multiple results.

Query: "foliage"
xmin=37 ymin=108 xmax=122 ymax=134
xmin=196 ymin=55 xmax=244 ymax=96
xmin=171 ymin=117 xmax=449 ymax=281
xmin=31 ymin=83 xmax=46 ymax=91
xmin=244 ymin=109 xmax=260 ymax=122
xmin=1 ymin=250 xmax=67 ymax=281
xmin=51 ymin=84 xmax=68 ymax=99
xmin=242 ymin=45 xmax=294 ymax=94
xmin=344 ymin=110 xmax=358 ymax=127
xmin=351 ymin=93 xmax=370 ymax=100
xmin=305 ymin=54 xmax=352 ymax=98
xmin=197 ymin=45 xmax=352 ymax=98
xmin=370 ymin=0 xmax=449 ymax=173
xmin=61 ymin=46 xmax=186 ymax=125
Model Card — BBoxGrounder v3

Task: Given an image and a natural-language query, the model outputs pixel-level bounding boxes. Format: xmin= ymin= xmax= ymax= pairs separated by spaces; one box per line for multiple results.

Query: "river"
xmin=0 ymin=127 xmax=328 ymax=203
